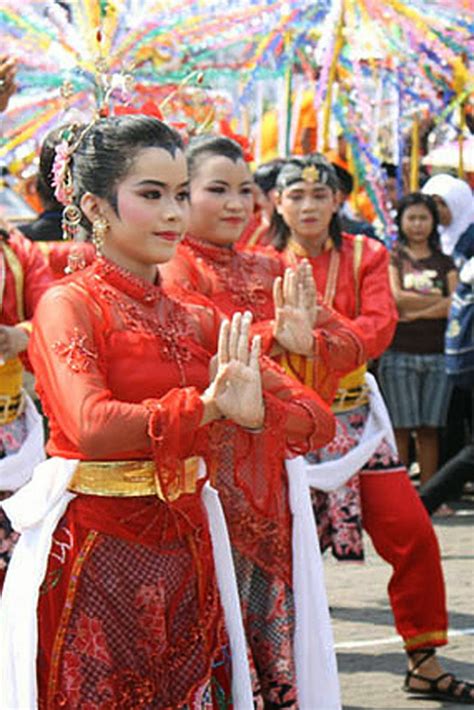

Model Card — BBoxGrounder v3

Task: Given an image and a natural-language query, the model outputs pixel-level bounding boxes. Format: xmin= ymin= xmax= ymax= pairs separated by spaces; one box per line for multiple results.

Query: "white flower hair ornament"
xmin=51 ymin=122 xmax=96 ymax=241
xmin=52 ymin=138 xmax=74 ymax=206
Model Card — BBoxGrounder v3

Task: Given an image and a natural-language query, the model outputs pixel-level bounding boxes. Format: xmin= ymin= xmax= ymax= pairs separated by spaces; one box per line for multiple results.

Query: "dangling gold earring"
xmin=91 ymin=216 xmax=109 ymax=255
xmin=61 ymin=203 xmax=82 ymax=241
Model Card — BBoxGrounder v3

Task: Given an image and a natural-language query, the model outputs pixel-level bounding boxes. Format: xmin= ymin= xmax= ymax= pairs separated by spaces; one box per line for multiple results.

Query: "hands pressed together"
xmin=273 ymin=259 xmax=318 ymax=356
xmin=201 ymin=260 xmax=319 ymax=430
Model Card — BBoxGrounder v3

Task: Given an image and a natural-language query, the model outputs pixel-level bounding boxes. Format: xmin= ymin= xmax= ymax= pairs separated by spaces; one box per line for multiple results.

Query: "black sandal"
xmin=404 ymin=648 xmax=474 ymax=705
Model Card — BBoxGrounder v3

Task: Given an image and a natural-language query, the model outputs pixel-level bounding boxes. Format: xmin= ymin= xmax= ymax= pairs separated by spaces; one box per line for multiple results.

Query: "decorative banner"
xmin=0 ymin=0 xmax=472 ymax=233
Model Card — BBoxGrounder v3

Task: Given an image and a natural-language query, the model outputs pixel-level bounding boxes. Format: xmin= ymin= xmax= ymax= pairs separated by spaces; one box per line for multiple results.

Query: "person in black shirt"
xmin=331 ymin=162 xmax=380 ymax=241
xmin=18 ymin=126 xmax=65 ymax=242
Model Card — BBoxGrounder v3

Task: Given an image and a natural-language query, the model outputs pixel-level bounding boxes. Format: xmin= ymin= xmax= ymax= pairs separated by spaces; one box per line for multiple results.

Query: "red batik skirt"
xmin=37 ymin=493 xmax=232 ymax=710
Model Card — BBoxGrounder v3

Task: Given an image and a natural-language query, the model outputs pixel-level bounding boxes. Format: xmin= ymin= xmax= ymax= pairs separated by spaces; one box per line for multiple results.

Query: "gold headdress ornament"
xmin=301 ymin=165 xmax=320 ymax=183
xmin=51 ymin=16 xmax=220 ymax=244
xmin=276 ymin=156 xmax=340 ymax=191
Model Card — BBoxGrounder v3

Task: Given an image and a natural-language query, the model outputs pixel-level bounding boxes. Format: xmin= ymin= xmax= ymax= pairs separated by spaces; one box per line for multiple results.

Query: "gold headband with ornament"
xmin=276 ymin=158 xmax=339 ymax=191
xmin=302 ymin=165 xmax=320 ymax=182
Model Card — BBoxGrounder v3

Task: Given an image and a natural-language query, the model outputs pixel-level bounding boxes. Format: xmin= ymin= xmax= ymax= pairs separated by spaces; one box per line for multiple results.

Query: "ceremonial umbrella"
xmin=422 ymin=136 xmax=474 ymax=172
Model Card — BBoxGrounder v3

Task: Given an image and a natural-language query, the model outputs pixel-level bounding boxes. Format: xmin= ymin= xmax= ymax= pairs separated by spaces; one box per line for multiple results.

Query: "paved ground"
xmin=323 ymin=491 xmax=474 ymax=710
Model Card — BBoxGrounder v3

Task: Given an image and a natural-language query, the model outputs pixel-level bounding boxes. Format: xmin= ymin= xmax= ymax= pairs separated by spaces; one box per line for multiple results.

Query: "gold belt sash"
xmin=0 ymin=392 xmax=24 ymax=425
xmin=0 ymin=357 xmax=23 ymax=396
xmin=332 ymin=364 xmax=369 ymax=413
xmin=68 ymin=457 xmax=200 ymax=501
xmin=0 ymin=357 xmax=24 ymax=424
xmin=331 ymin=384 xmax=370 ymax=413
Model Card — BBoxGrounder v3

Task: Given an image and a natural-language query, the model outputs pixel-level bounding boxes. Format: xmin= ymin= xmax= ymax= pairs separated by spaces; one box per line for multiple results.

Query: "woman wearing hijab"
xmin=422 ymin=174 xmax=474 ymax=264
xmin=421 ymin=174 xmax=474 ymax=480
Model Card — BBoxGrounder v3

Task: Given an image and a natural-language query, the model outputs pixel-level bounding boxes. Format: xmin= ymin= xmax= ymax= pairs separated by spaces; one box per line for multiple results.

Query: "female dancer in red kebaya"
xmin=270 ymin=153 xmax=474 ymax=705
xmin=0 ymin=222 xmax=52 ymax=586
xmin=162 ymin=135 xmax=366 ymax=709
xmin=0 ymin=117 xmax=337 ymax=710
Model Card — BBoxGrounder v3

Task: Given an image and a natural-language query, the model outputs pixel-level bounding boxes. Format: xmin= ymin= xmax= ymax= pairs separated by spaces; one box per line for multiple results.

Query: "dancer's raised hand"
xmin=204 ymin=311 xmax=264 ymax=429
xmin=296 ymin=259 xmax=318 ymax=327
xmin=273 ymin=265 xmax=316 ymax=356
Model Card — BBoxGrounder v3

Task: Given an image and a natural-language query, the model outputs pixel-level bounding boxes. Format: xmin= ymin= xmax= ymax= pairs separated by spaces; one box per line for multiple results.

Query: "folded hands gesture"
xmin=273 ymin=260 xmax=318 ymax=356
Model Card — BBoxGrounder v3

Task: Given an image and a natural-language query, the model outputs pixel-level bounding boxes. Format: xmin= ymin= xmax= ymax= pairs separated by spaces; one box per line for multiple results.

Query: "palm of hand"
xmin=276 ymin=305 xmax=314 ymax=355
xmin=213 ymin=360 xmax=263 ymax=428
xmin=273 ymin=264 xmax=317 ymax=356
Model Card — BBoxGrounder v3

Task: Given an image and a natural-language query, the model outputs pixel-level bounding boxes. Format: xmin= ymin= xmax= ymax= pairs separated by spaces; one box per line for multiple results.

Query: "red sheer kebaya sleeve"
xmin=206 ymin=355 xmax=335 ymax=522
xmin=9 ymin=229 xmax=54 ymax=320
xmin=260 ymin=355 xmax=335 ymax=454
xmin=314 ymin=298 xmax=366 ymax=373
xmin=29 ymin=284 xmax=205 ymax=470
xmin=4 ymin=230 xmax=53 ymax=370
xmin=353 ymin=241 xmax=398 ymax=359
xmin=144 ymin=389 xmax=207 ymax=501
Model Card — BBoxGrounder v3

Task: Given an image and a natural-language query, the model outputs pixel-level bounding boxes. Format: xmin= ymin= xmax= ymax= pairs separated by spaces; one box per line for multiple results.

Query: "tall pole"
xmin=322 ymin=3 xmax=345 ymax=152
xmin=409 ymin=114 xmax=420 ymax=192
xmin=458 ymin=101 xmax=466 ymax=179
xmin=284 ymin=31 xmax=293 ymax=157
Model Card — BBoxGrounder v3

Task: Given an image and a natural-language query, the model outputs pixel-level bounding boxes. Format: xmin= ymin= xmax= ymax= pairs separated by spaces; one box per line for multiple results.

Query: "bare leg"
xmin=394 ymin=428 xmax=411 ymax=468
xmin=417 ymin=427 xmax=439 ymax=486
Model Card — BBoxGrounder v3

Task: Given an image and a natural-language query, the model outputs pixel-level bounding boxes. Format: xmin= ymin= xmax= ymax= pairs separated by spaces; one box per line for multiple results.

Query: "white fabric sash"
xmin=283 ymin=374 xmax=396 ymax=709
xmin=0 ymin=459 xmax=252 ymax=710
xmin=0 ymin=457 xmax=77 ymax=710
xmin=202 ymin=482 xmax=253 ymax=709
xmin=287 ymin=461 xmax=341 ymax=710
xmin=0 ymin=392 xmax=45 ymax=492
xmin=304 ymin=373 xmax=397 ymax=492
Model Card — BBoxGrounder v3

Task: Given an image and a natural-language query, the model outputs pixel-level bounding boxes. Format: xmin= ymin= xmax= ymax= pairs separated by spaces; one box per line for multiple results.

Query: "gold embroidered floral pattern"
xmin=52 ymin=328 xmax=99 ymax=372
xmin=94 ymin=278 xmax=193 ymax=384
xmin=185 ymin=236 xmax=272 ymax=320
xmin=84 ymin=257 xmax=199 ymax=384
xmin=215 ymin=258 xmax=269 ymax=315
